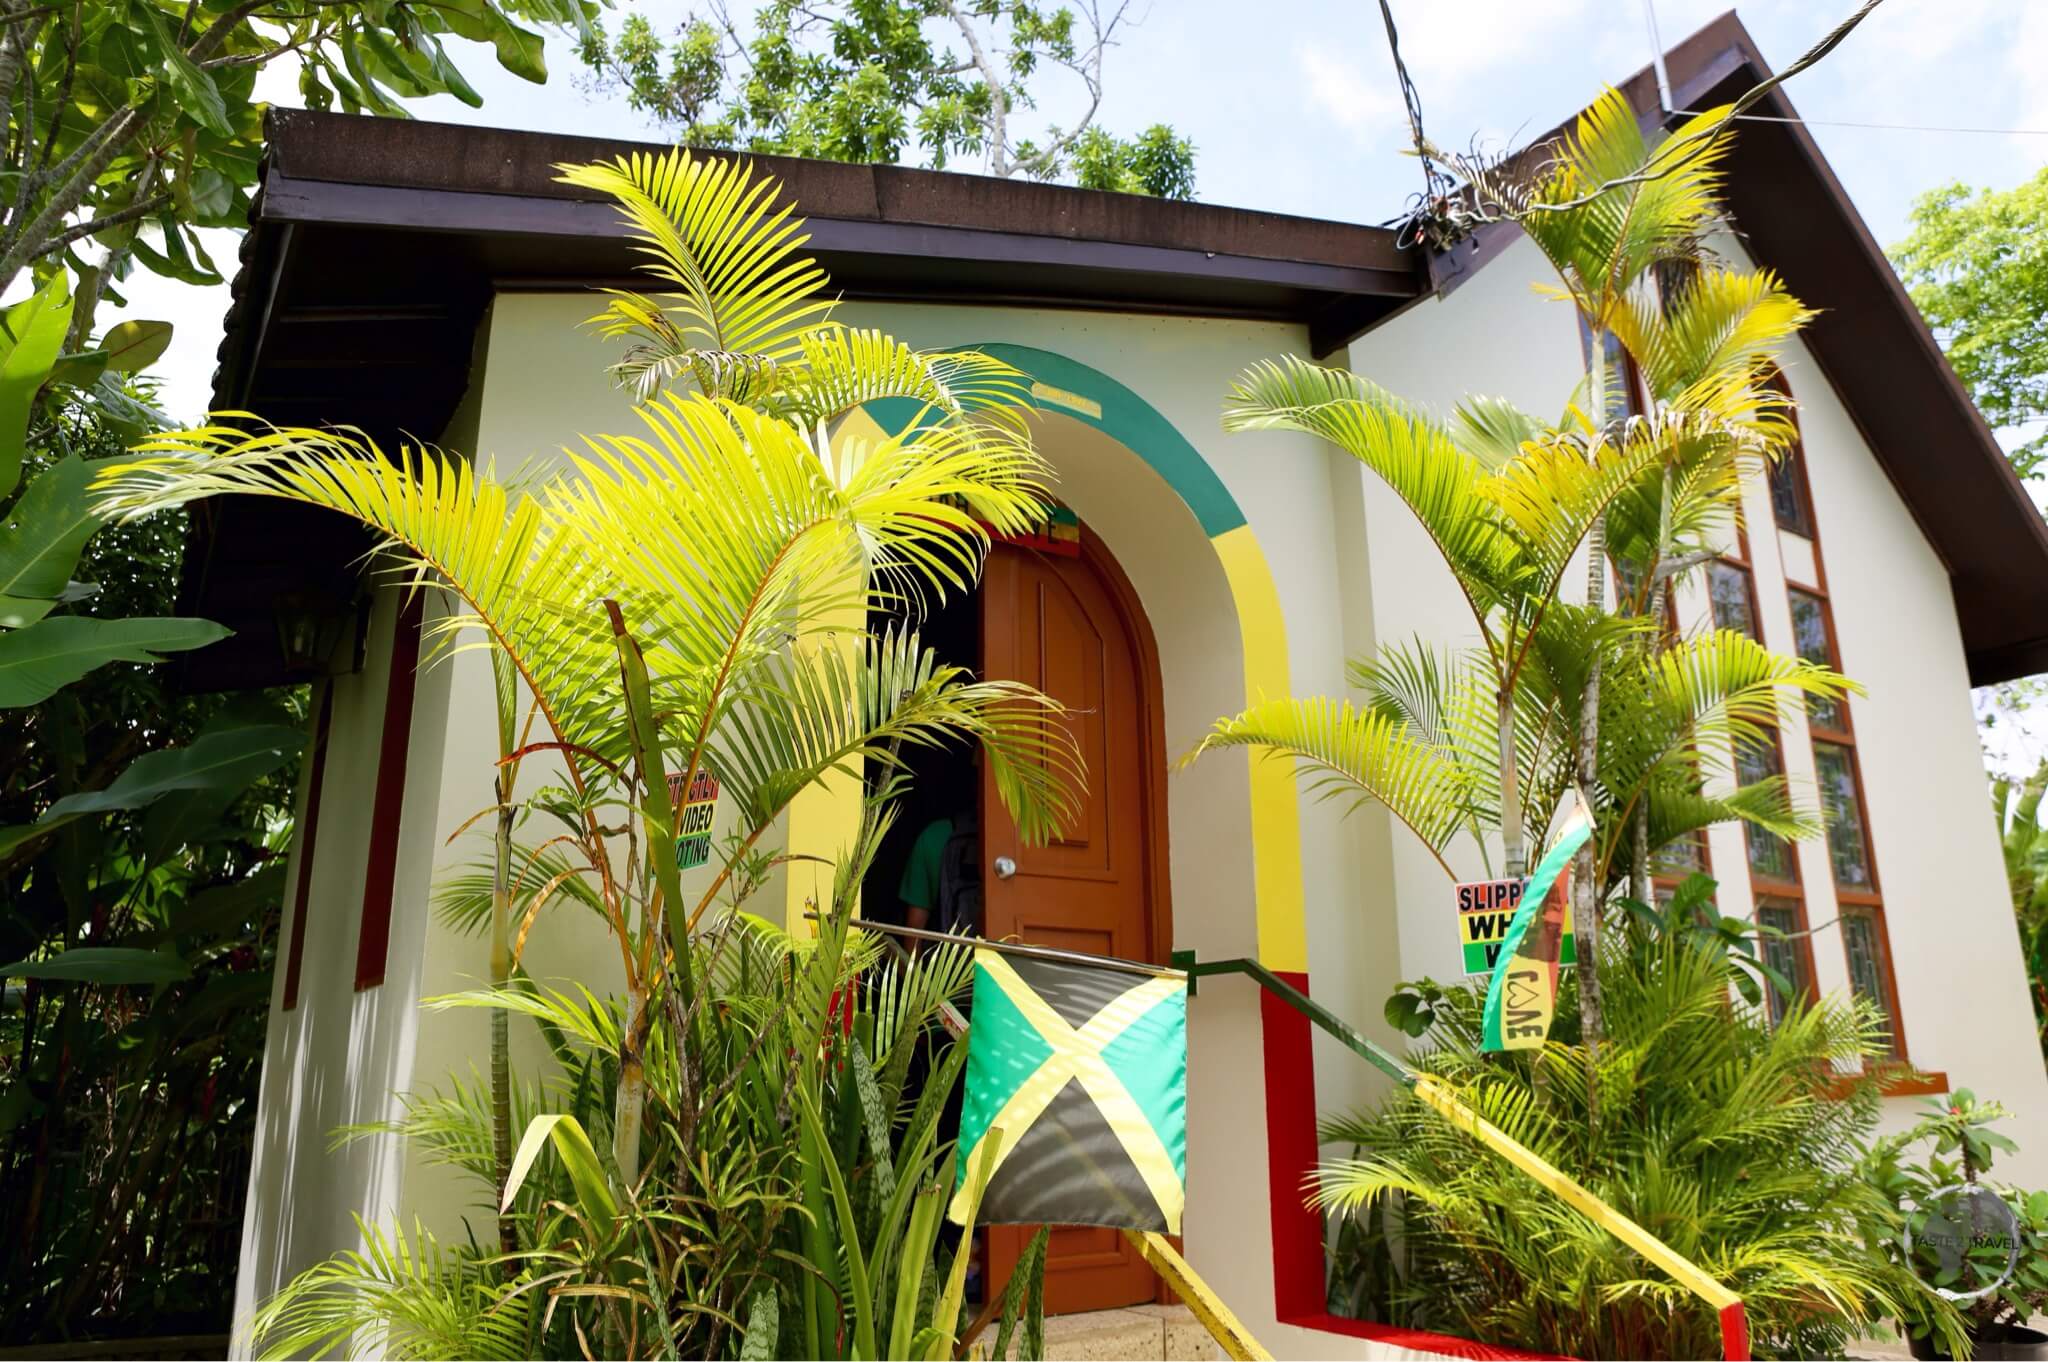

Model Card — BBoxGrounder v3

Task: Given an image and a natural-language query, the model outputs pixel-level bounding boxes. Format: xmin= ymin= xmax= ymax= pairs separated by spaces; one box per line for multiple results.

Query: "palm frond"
xmin=710 ymin=627 xmax=1082 ymax=847
xmin=768 ymin=330 xmax=1035 ymax=436
xmin=1185 ymin=694 xmax=1477 ymax=873
xmin=1518 ymin=90 xmax=1736 ymax=324
xmin=1609 ymin=266 xmax=1813 ymax=416
xmin=554 ymin=148 xmax=836 ymax=401
xmin=248 ymin=1217 xmax=533 ymax=1361
xmin=1225 ymin=357 xmax=1513 ymax=615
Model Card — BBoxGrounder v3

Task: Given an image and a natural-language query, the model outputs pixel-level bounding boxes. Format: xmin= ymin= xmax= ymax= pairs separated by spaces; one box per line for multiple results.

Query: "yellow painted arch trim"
xmin=846 ymin=347 xmax=1311 ymax=976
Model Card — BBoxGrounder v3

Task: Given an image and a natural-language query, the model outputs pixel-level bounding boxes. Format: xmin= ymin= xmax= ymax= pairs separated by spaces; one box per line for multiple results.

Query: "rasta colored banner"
xmin=1457 ymin=877 xmax=1575 ymax=977
xmin=951 ymin=947 xmax=1187 ymax=1233
xmin=667 ymin=771 xmax=719 ymax=870
xmin=1481 ymin=791 xmax=1594 ymax=1053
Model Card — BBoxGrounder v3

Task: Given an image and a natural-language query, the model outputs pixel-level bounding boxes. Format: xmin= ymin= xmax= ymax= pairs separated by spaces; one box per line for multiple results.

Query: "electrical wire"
xmin=1679 ymin=110 xmax=2048 ymax=137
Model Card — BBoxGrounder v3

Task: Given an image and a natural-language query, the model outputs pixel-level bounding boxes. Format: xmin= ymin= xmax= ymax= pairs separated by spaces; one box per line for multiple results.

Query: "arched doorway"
xmin=845 ymin=341 xmax=1328 ymax=1333
xmin=979 ymin=527 xmax=1172 ymax=1313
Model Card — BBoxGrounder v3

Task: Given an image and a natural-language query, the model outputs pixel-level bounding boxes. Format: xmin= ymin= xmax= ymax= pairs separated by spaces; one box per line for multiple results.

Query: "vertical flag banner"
xmin=950 ymin=948 xmax=1187 ymax=1233
xmin=1482 ymin=791 xmax=1595 ymax=1053
xmin=1456 ymin=877 xmax=1575 ymax=976
xmin=668 ymin=771 xmax=719 ymax=869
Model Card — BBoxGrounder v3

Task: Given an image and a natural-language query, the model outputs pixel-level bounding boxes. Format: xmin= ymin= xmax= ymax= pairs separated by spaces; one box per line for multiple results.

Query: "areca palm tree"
xmin=1189 ymin=90 xmax=1842 ymax=1044
xmin=95 ymin=147 xmax=1082 ymax=1186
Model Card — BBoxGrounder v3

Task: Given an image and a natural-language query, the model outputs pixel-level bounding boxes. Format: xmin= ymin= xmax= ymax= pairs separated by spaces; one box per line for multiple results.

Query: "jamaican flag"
xmin=949 ymin=947 xmax=1187 ymax=1234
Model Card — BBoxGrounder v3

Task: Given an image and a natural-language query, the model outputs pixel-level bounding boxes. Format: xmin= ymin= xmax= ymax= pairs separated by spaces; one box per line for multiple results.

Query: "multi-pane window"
xmin=1768 ymin=453 xmax=1814 ymax=536
xmin=1709 ymin=560 xmax=1758 ymax=638
xmin=1813 ymin=741 xmax=1875 ymax=890
xmin=1735 ymin=737 xmax=1796 ymax=884
xmin=1787 ymin=589 xmax=1847 ymax=732
xmin=1767 ymin=371 xmax=1906 ymax=1062
xmin=1756 ymin=898 xmax=1815 ymax=1027
xmin=1843 ymin=909 xmax=1901 ymax=1056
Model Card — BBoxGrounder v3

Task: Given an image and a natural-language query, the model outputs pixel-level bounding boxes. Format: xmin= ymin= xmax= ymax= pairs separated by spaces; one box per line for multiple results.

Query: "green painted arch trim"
xmin=864 ymin=342 xmax=1247 ymax=539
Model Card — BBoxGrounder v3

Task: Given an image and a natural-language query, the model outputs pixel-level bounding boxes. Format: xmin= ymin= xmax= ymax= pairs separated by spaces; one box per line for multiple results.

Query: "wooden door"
xmin=979 ymin=538 xmax=1166 ymax=1315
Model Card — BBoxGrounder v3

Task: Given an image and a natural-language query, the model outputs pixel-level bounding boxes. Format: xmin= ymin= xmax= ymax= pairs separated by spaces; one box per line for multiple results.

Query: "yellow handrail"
xmin=1186 ymin=955 xmax=1752 ymax=1362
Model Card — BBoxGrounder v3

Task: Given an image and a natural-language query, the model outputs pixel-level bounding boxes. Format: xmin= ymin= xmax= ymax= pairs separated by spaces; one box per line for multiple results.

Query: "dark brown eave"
xmin=1437 ymin=11 xmax=2048 ymax=687
xmin=220 ymin=108 xmax=1423 ymax=425
xmin=183 ymin=112 xmax=1423 ymax=689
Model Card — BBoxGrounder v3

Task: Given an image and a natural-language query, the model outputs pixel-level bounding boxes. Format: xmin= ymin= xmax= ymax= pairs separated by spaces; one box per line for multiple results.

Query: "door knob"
xmin=993 ymin=856 xmax=1018 ymax=880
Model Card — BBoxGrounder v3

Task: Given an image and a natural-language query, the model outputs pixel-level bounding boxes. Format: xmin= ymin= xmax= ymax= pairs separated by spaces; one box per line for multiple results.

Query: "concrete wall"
xmin=231 ymin=291 xmax=1409 ymax=1350
xmin=232 ymin=226 xmax=2048 ymax=1354
xmin=1345 ymin=231 xmax=2048 ymax=1182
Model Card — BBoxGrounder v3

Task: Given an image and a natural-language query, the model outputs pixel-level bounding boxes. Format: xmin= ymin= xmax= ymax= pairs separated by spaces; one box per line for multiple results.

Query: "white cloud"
xmin=1382 ymin=0 xmax=1593 ymax=91
xmin=1297 ymin=44 xmax=1405 ymax=146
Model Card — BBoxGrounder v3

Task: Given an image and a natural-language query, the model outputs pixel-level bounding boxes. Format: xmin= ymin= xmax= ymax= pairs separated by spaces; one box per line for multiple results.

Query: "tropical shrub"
xmin=93 ymin=146 xmax=1076 ymax=1357
xmin=1991 ymin=762 xmax=2048 ymax=1062
xmin=1322 ymin=885 xmax=1961 ymax=1360
xmin=1861 ymin=1091 xmax=2048 ymax=1356
xmin=0 ymin=393 xmax=308 ymax=1344
xmin=1189 ymin=88 xmax=1846 ymax=1062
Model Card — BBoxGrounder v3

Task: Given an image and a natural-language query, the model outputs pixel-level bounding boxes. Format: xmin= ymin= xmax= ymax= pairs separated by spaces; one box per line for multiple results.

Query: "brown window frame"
xmin=1754 ymin=893 xmax=1819 ymax=1026
xmin=1765 ymin=373 xmax=1819 ymax=538
xmin=1773 ymin=374 xmax=1911 ymax=1062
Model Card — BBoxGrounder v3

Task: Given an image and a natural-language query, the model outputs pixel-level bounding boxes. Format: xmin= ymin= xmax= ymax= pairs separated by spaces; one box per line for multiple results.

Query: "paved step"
xmin=980 ymin=1303 xmax=1222 ymax=1360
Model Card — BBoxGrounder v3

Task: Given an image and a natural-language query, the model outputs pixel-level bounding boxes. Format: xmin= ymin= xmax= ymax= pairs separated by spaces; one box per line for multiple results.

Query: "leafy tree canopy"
xmin=573 ymin=0 xmax=1196 ymax=198
xmin=0 ymin=0 xmax=586 ymax=349
xmin=1893 ymin=166 xmax=2048 ymax=480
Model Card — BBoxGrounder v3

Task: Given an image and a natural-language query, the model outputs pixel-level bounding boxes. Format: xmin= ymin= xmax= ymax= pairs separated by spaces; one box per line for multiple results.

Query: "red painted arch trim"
xmin=1261 ymin=970 xmax=1571 ymax=1360
xmin=354 ymin=591 xmax=424 ymax=992
xmin=280 ymin=684 xmax=335 ymax=1012
xmin=1259 ymin=971 xmax=1323 ymax=1320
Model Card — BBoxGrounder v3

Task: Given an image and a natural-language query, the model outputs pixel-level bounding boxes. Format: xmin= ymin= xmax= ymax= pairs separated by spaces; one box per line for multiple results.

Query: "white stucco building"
xmin=186 ymin=13 xmax=2048 ymax=1358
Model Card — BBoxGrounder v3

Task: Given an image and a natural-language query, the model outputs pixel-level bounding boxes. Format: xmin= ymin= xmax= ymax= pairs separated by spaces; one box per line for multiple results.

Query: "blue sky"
xmin=113 ymin=1 xmax=2048 ymax=422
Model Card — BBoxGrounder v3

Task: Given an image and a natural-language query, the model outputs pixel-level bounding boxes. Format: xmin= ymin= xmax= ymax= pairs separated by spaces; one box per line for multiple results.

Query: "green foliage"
xmin=103 ymin=145 xmax=1070 ymax=1359
xmin=0 ymin=395 xmax=307 ymax=1344
xmin=1193 ymin=87 xmax=1832 ymax=902
xmin=0 ymin=274 xmax=75 ymax=497
xmin=574 ymin=1 xmax=1196 ymax=197
xmin=1992 ymin=759 xmax=2048 ymax=1062
xmin=1327 ymin=912 xmax=1954 ymax=1360
xmin=1069 ymin=124 xmax=1196 ymax=199
xmin=1860 ymin=1091 xmax=2048 ymax=1350
xmin=0 ymin=0 xmax=586 ymax=334
xmin=0 ymin=614 xmax=228 ymax=707
xmin=1892 ymin=167 xmax=2048 ymax=479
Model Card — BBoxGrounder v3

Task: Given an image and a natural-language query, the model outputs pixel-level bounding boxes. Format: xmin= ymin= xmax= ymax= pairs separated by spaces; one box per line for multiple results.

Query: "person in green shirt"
xmin=899 ymin=812 xmax=979 ymax=935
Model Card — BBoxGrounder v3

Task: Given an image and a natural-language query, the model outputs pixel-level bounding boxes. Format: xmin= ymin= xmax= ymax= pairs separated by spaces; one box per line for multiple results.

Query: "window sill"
xmin=1822 ymin=1066 xmax=1948 ymax=1100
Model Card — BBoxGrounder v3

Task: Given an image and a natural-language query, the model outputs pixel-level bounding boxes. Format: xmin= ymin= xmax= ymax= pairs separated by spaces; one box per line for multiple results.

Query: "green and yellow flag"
xmin=949 ymin=947 xmax=1187 ymax=1234
xmin=1481 ymin=790 xmax=1595 ymax=1053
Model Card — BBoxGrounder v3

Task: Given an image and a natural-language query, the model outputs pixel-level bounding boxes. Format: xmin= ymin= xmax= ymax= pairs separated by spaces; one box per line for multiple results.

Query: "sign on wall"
xmin=1456 ymin=877 xmax=1575 ymax=977
xmin=669 ymin=771 xmax=720 ymax=870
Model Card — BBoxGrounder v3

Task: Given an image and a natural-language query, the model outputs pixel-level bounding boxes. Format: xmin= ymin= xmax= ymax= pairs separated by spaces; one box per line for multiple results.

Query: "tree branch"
xmin=0 ymin=104 xmax=142 ymax=293
xmin=37 ymin=191 xmax=168 ymax=259
xmin=35 ymin=3 xmax=80 ymax=176
xmin=187 ymin=0 xmax=264 ymax=62
xmin=947 ymin=4 xmax=1009 ymax=178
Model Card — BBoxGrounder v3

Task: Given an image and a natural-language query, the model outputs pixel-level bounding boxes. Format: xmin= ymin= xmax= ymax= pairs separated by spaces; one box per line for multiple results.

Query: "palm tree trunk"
xmin=488 ymin=645 xmax=518 ymax=1258
xmin=614 ymin=1040 xmax=646 ymax=1184
xmin=1499 ymin=688 xmax=1526 ymax=878
xmin=1631 ymin=470 xmax=1675 ymax=907
xmin=1574 ymin=335 xmax=1614 ymax=1060
xmin=491 ymin=794 xmax=516 ymax=1257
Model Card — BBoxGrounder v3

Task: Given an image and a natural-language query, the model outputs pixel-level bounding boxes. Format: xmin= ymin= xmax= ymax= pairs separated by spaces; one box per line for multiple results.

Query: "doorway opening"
xmin=861 ymin=528 xmax=1174 ymax=1318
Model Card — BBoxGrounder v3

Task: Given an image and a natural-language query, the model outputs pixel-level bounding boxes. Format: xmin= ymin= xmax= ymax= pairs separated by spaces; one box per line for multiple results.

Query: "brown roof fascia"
xmin=256 ymin=108 xmax=1419 ymax=303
